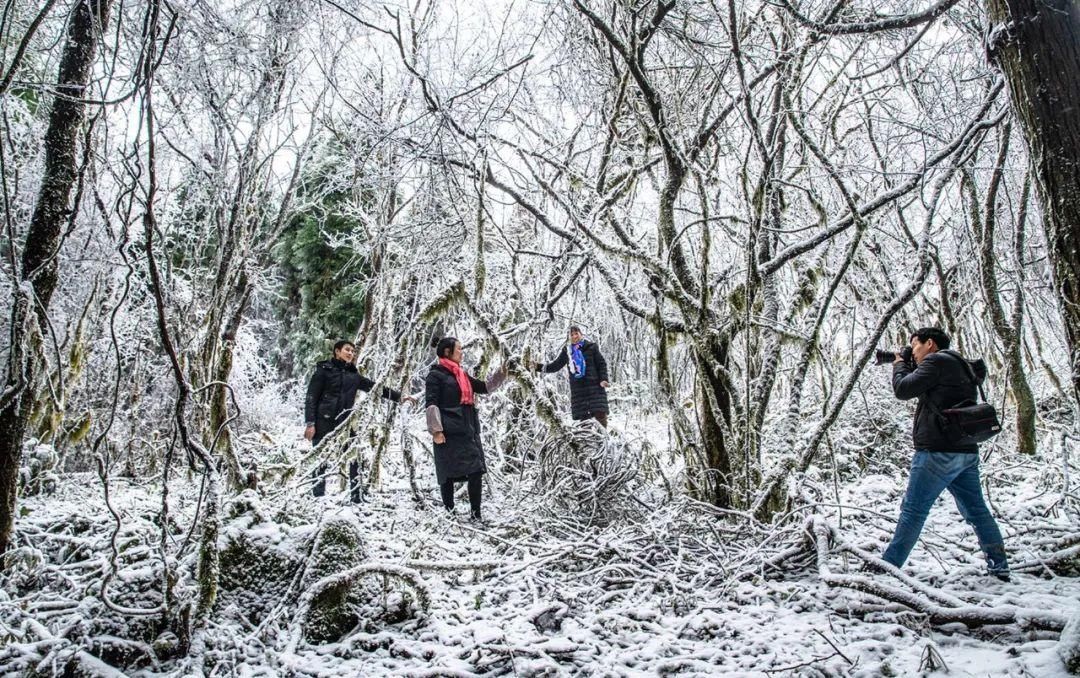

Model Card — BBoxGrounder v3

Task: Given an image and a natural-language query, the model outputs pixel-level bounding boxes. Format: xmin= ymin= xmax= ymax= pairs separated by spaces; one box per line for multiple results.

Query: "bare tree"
xmin=0 ymin=0 xmax=113 ymax=559
xmin=965 ymin=124 xmax=1037 ymax=454
xmin=984 ymin=0 xmax=1080 ymax=410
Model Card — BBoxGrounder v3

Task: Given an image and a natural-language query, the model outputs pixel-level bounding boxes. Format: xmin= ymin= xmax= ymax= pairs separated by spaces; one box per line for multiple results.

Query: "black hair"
xmin=333 ymin=339 xmax=355 ymax=353
xmin=569 ymin=325 xmax=582 ymax=334
xmin=910 ymin=327 xmax=950 ymax=350
xmin=435 ymin=336 xmax=459 ymax=359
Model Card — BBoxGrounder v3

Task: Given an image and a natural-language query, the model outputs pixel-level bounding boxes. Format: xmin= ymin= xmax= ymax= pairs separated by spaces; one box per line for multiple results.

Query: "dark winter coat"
xmin=892 ymin=350 xmax=982 ymax=452
xmin=305 ymin=358 xmax=401 ymax=444
xmin=425 ymin=363 xmax=494 ymax=485
xmin=541 ymin=340 xmax=609 ymax=420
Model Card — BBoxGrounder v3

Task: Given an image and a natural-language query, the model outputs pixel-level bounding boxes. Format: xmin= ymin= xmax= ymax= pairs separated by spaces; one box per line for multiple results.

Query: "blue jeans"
xmin=883 ymin=451 xmax=1008 ymax=572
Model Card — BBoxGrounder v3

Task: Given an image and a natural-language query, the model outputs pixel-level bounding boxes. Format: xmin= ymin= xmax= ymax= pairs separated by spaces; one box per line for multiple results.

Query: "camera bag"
xmin=926 ymin=352 xmax=1002 ymax=447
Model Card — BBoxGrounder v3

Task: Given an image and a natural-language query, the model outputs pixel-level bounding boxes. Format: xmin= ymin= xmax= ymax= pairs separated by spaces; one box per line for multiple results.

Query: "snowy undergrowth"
xmin=2 ymin=405 xmax=1080 ymax=673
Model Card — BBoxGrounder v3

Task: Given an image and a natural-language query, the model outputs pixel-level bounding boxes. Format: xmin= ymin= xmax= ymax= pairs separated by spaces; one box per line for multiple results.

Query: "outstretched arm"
xmin=470 ymin=364 xmax=508 ymax=395
xmin=539 ymin=349 xmax=568 ymax=373
xmin=357 ymin=374 xmax=404 ymax=403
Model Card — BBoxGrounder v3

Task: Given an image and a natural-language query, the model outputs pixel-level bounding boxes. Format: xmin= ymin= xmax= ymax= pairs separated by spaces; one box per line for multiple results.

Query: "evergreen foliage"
xmin=275 ymin=140 xmax=374 ymax=372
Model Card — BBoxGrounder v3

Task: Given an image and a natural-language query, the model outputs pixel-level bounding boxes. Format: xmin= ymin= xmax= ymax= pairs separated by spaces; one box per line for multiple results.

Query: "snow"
xmin=4 ymin=425 xmax=1076 ymax=677
xmin=2 ymin=5 xmax=1078 ymax=674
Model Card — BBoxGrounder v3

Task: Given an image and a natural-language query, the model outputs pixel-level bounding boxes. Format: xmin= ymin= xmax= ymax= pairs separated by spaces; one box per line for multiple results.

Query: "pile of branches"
xmin=534 ymin=419 xmax=641 ymax=525
xmin=482 ymin=497 xmax=766 ymax=604
xmin=0 ymin=495 xmax=180 ymax=675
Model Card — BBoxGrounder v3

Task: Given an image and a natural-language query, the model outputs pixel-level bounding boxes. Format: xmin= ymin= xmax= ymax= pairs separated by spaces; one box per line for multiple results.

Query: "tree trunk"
xmin=985 ymin=0 xmax=1080 ymax=408
xmin=207 ymin=273 xmax=252 ymax=490
xmin=0 ymin=0 xmax=111 ymax=558
xmin=964 ymin=132 xmax=1038 ymax=455
xmin=692 ymin=340 xmax=734 ymax=508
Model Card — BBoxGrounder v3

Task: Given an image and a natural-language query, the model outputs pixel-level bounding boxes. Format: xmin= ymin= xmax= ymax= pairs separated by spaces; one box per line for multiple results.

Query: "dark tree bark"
xmin=693 ymin=340 xmax=735 ymax=508
xmin=964 ymin=128 xmax=1038 ymax=455
xmin=985 ymin=0 xmax=1080 ymax=408
xmin=0 ymin=0 xmax=112 ymax=559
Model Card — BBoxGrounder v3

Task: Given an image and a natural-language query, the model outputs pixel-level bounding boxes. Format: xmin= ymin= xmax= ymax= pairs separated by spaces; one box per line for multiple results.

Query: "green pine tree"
xmin=274 ymin=140 xmax=375 ymax=375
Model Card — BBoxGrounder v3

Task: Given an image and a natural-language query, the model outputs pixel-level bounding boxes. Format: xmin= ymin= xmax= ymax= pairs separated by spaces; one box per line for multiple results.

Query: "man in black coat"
xmin=304 ymin=339 xmax=413 ymax=501
xmin=536 ymin=325 xmax=610 ymax=427
xmin=881 ymin=327 xmax=1009 ymax=579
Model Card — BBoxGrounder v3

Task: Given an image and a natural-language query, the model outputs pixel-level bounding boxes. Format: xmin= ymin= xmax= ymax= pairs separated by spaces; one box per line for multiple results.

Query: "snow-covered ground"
xmin=3 ymin=413 xmax=1077 ymax=678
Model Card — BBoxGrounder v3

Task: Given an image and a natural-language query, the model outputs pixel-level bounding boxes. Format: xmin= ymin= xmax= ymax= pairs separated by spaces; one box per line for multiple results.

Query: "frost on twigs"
xmin=535 ymin=419 xmax=640 ymax=525
xmin=19 ymin=440 xmax=58 ymax=497
xmin=0 ymin=497 xmax=173 ymax=672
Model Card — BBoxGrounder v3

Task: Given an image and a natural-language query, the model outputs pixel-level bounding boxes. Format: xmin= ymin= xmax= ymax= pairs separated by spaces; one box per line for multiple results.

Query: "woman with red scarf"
xmin=425 ymin=337 xmax=507 ymax=521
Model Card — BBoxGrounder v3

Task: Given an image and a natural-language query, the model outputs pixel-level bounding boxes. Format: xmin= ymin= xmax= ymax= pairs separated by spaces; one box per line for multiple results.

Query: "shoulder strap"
xmin=939 ymin=351 xmax=987 ymax=403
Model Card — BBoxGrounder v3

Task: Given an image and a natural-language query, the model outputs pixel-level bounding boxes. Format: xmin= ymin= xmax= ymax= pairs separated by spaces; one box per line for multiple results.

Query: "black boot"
xmin=984 ymin=543 xmax=1010 ymax=582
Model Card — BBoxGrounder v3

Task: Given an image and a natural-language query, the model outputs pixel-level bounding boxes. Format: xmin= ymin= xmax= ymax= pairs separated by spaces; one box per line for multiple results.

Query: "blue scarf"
xmin=569 ymin=341 xmax=586 ymax=379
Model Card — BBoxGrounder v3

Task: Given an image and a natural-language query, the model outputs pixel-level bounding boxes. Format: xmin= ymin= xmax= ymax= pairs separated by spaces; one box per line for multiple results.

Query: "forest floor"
xmin=2 ymin=415 xmax=1078 ymax=677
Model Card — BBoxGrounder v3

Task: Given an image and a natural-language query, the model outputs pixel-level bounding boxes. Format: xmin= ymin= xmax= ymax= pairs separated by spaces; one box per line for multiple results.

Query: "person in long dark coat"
xmin=305 ymin=339 xmax=414 ymax=501
xmin=535 ymin=325 xmax=610 ymax=427
xmin=425 ymin=337 xmax=506 ymax=521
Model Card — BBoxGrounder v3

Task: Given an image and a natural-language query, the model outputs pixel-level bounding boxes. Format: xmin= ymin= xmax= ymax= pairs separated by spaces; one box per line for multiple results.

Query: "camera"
xmin=873 ymin=350 xmax=896 ymax=365
xmin=874 ymin=346 xmax=913 ymax=366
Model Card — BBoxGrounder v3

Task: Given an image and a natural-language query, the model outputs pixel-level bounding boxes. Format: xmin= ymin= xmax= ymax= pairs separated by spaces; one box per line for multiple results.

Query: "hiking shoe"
xmin=984 ymin=544 xmax=1010 ymax=582
xmin=857 ymin=559 xmax=889 ymax=575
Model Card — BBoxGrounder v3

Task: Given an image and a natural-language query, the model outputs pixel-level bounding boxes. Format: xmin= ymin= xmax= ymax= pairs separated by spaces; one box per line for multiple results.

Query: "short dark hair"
xmin=333 ymin=339 xmax=355 ymax=353
xmin=435 ymin=336 xmax=458 ymax=359
xmin=910 ymin=327 xmax=950 ymax=350
xmin=569 ymin=325 xmax=582 ymax=334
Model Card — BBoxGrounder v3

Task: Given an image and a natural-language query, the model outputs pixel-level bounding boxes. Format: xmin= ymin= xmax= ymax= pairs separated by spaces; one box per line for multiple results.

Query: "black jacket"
xmin=304 ymin=358 xmax=401 ymax=429
xmin=541 ymin=340 xmax=609 ymax=420
xmin=892 ymin=350 xmax=981 ymax=452
xmin=425 ymin=363 xmax=492 ymax=484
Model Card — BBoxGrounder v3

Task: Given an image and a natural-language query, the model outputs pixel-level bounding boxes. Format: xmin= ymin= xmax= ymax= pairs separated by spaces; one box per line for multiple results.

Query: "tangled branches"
xmin=535 ymin=419 xmax=640 ymax=525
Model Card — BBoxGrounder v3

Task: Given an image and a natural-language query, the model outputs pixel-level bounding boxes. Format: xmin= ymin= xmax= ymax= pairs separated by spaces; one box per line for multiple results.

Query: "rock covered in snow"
xmin=302 ymin=514 xmax=369 ymax=643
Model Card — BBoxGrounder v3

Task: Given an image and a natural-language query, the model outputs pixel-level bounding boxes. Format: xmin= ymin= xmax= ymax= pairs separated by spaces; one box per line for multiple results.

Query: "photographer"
xmin=879 ymin=327 xmax=1009 ymax=580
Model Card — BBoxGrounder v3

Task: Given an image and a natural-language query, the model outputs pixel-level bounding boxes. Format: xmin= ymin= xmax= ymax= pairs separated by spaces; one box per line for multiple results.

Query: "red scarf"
xmin=438 ymin=358 xmax=474 ymax=405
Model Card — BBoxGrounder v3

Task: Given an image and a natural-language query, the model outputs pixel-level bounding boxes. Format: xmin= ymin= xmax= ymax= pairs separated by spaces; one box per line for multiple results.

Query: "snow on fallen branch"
xmin=402 ymin=559 xmax=502 ymax=572
xmin=768 ymin=515 xmax=1071 ymax=633
xmin=535 ymin=419 xmax=640 ymax=525
xmin=285 ymin=563 xmax=430 ymax=654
